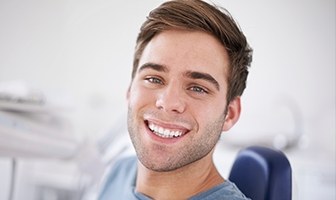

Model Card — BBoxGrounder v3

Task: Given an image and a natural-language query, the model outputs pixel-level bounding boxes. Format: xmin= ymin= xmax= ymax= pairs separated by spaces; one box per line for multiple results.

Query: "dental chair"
xmin=229 ymin=146 xmax=292 ymax=200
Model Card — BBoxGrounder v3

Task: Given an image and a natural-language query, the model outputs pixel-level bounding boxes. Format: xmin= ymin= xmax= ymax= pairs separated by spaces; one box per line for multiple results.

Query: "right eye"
xmin=145 ymin=77 xmax=163 ymax=85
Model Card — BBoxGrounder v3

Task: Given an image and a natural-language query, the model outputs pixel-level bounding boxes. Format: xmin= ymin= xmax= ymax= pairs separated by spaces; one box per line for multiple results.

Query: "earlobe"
xmin=222 ymin=97 xmax=241 ymax=132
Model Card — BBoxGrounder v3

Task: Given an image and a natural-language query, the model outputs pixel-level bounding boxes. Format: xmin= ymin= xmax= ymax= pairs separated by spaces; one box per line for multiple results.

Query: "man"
xmin=99 ymin=0 xmax=252 ymax=199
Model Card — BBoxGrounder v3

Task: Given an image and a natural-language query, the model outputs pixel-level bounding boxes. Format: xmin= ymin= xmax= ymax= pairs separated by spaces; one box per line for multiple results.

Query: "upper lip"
xmin=144 ymin=117 xmax=191 ymax=133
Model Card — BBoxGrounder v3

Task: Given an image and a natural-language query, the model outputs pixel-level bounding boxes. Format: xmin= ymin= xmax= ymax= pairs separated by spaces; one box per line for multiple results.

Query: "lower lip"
xmin=144 ymin=122 xmax=186 ymax=144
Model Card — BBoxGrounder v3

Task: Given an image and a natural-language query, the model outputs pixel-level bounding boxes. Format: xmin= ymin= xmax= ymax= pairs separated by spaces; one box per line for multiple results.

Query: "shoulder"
xmin=113 ymin=156 xmax=137 ymax=171
xmin=190 ymin=180 xmax=251 ymax=200
xmin=104 ymin=156 xmax=137 ymax=182
xmin=98 ymin=156 xmax=138 ymax=200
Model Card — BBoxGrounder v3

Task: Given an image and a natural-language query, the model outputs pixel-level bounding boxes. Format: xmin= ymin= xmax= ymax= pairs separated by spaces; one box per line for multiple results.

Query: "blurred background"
xmin=0 ymin=0 xmax=335 ymax=199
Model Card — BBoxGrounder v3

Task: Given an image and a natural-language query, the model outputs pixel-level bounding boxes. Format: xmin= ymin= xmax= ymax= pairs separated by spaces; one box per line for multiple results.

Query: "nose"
xmin=155 ymin=84 xmax=186 ymax=114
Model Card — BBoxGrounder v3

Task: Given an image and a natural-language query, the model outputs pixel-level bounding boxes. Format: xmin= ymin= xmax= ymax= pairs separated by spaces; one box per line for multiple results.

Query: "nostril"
xmin=155 ymin=99 xmax=164 ymax=110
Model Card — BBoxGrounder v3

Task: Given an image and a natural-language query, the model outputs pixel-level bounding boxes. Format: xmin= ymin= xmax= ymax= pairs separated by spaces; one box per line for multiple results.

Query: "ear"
xmin=222 ymin=96 xmax=241 ymax=132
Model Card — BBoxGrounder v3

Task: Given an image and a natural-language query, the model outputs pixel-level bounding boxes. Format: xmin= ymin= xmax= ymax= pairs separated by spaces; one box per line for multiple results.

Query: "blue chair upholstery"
xmin=229 ymin=146 xmax=292 ymax=200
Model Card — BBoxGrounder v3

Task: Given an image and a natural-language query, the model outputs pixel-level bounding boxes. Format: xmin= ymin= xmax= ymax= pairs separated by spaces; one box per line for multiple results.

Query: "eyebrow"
xmin=138 ymin=63 xmax=168 ymax=73
xmin=185 ymin=71 xmax=220 ymax=91
xmin=138 ymin=62 xmax=220 ymax=91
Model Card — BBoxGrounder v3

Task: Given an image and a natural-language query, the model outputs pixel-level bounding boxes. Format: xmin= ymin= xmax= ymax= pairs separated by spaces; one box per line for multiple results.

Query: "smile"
xmin=148 ymin=122 xmax=185 ymax=138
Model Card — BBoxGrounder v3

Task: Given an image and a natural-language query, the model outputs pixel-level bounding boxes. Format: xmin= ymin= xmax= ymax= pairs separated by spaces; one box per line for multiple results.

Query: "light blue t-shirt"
xmin=99 ymin=156 xmax=251 ymax=200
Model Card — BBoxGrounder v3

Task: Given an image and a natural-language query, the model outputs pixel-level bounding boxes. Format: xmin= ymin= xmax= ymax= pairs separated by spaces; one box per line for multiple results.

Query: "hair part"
xmin=132 ymin=0 xmax=253 ymax=104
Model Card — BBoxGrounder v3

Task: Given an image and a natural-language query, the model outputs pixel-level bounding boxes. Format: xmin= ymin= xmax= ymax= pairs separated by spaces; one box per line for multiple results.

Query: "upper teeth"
xmin=148 ymin=123 xmax=183 ymax=138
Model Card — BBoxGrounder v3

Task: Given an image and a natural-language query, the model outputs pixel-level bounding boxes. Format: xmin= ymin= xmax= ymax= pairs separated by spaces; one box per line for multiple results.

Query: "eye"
xmin=145 ymin=77 xmax=163 ymax=85
xmin=189 ymin=86 xmax=208 ymax=94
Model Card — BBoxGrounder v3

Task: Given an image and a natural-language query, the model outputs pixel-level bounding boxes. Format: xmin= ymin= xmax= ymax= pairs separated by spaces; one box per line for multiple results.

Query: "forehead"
xmin=138 ymin=30 xmax=230 ymax=83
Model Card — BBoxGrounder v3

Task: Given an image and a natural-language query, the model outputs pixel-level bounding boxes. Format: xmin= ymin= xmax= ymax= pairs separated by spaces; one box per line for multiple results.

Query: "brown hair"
xmin=132 ymin=0 xmax=252 ymax=104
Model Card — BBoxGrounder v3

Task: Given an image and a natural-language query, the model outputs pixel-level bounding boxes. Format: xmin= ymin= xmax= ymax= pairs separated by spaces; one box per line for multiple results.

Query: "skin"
xmin=127 ymin=29 xmax=241 ymax=199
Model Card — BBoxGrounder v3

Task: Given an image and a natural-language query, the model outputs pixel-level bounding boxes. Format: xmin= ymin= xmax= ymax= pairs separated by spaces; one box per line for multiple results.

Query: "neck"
xmin=135 ymin=152 xmax=224 ymax=200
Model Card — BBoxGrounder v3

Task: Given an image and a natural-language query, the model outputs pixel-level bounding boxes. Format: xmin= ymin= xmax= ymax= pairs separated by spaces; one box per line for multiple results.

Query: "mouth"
xmin=145 ymin=120 xmax=189 ymax=139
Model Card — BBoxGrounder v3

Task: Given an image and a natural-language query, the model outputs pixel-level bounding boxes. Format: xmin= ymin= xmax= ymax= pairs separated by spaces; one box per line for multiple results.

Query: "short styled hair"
xmin=132 ymin=0 xmax=253 ymax=104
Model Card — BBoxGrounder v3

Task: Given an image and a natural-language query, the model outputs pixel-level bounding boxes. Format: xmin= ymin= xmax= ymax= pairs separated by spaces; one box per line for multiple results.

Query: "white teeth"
xmin=148 ymin=123 xmax=183 ymax=138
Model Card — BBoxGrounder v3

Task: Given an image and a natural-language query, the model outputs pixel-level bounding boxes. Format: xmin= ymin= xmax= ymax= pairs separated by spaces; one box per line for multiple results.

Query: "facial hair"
xmin=127 ymin=106 xmax=226 ymax=172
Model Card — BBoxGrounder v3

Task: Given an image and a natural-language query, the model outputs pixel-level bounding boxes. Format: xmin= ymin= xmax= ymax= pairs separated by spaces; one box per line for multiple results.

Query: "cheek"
xmin=191 ymin=88 xmax=227 ymax=113
xmin=128 ymin=85 xmax=154 ymax=108
xmin=128 ymin=88 xmax=141 ymax=108
xmin=191 ymin=101 xmax=226 ymax=125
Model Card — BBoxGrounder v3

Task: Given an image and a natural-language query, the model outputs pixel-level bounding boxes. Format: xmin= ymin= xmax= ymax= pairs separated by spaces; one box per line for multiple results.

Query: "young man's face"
xmin=127 ymin=29 xmax=240 ymax=172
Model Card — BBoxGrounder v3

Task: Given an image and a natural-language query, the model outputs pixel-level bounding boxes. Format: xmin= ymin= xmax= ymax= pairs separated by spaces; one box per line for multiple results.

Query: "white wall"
xmin=0 ymin=0 xmax=165 ymax=138
xmin=0 ymin=0 xmax=335 ymax=199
